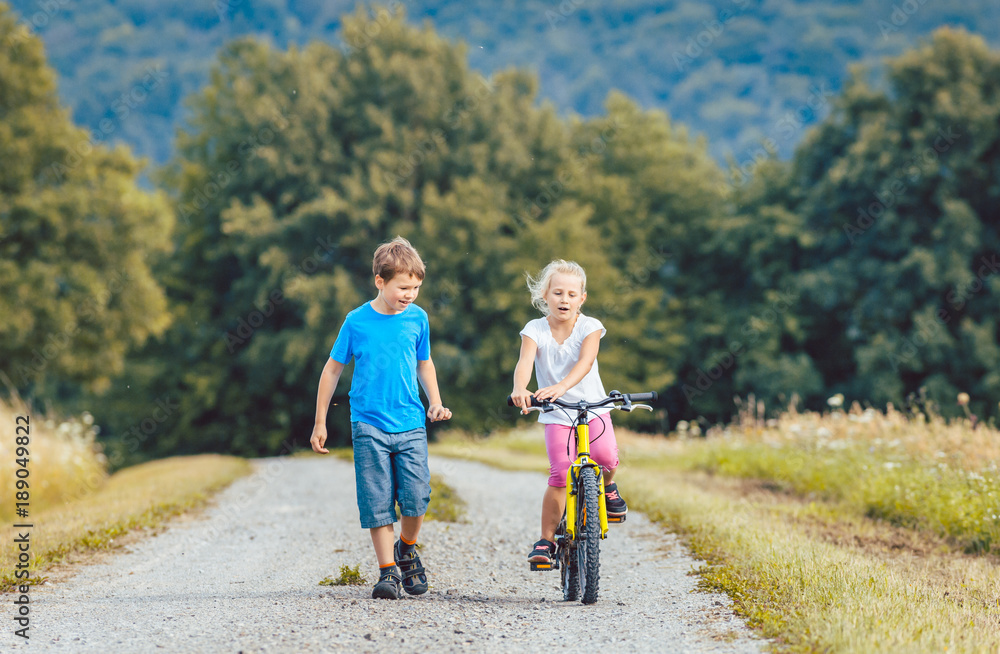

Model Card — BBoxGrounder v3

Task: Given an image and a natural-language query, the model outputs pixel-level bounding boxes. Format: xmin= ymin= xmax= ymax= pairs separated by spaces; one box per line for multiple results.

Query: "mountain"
xmin=6 ymin=0 xmax=1000 ymax=167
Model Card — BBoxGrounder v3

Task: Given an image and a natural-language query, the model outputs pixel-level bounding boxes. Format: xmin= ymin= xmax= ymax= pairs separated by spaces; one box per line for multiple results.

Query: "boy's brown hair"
xmin=372 ymin=236 xmax=426 ymax=282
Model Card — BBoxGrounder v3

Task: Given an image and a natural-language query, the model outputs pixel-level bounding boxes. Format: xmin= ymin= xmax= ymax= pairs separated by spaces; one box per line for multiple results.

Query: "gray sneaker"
xmin=372 ymin=566 xmax=401 ymax=599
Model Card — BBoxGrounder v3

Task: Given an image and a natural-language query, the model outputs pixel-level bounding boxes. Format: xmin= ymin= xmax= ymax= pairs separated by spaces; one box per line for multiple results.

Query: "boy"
xmin=310 ymin=236 xmax=451 ymax=600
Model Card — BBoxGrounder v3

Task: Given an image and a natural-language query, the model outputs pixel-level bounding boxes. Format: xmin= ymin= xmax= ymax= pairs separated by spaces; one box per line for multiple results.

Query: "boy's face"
xmin=375 ymin=273 xmax=422 ymax=313
xmin=544 ymin=272 xmax=586 ymax=323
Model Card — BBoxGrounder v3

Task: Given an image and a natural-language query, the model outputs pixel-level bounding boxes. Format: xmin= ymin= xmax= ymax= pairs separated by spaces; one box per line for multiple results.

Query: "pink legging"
xmin=545 ymin=412 xmax=619 ymax=487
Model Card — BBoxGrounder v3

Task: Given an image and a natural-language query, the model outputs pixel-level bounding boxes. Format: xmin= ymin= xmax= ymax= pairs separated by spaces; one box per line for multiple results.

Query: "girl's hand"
xmin=427 ymin=404 xmax=452 ymax=422
xmin=510 ymin=387 xmax=535 ymax=414
xmin=534 ymin=383 xmax=568 ymax=402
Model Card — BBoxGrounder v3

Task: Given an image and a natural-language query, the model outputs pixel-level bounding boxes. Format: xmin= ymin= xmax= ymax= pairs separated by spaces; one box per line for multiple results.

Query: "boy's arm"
xmin=534 ymin=331 xmax=600 ymax=402
xmin=310 ymin=358 xmax=346 ymax=453
xmin=511 ymin=335 xmax=537 ymax=413
xmin=416 ymin=358 xmax=452 ymax=422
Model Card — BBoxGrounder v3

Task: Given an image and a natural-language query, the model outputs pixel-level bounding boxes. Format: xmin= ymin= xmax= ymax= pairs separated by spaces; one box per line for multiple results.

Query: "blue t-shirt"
xmin=330 ymin=301 xmax=431 ymax=433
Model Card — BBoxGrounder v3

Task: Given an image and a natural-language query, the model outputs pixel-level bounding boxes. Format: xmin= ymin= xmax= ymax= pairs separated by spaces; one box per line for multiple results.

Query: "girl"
xmin=510 ymin=260 xmax=627 ymax=565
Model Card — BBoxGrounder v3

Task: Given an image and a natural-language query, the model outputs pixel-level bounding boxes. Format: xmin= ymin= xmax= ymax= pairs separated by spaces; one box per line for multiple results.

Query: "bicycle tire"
xmin=576 ymin=467 xmax=601 ymax=604
xmin=556 ymin=516 xmax=579 ymax=601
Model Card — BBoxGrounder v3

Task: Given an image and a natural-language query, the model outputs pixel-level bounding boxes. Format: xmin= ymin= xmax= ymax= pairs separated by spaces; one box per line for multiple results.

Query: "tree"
xmin=562 ymin=95 xmax=730 ymax=425
xmin=0 ymin=4 xmax=173 ymax=399
xmin=100 ymin=7 xmax=596 ymax=458
xmin=773 ymin=28 xmax=1000 ymax=416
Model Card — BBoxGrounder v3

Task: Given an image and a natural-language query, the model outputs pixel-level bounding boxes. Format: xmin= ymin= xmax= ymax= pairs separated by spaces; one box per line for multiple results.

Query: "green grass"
xmin=628 ymin=468 xmax=1000 ymax=653
xmin=319 ymin=564 xmax=367 ymax=586
xmin=427 ymin=473 xmax=467 ymax=523
xmin=1 ymin=454 xmax=251 ymax=592
xmin=664 ymin=439 xmax=1000 ymax=555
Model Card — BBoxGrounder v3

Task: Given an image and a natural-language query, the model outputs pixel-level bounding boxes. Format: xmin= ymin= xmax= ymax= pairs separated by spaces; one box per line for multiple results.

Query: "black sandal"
xmin=394 ymin=539 xmax=428 ymax=595
xmin=372 ymin=566 xmax=401 ymax=600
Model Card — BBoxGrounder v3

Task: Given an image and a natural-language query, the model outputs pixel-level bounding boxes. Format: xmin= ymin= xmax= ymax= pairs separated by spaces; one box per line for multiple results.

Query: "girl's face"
xmin=375 ymin=273 xmax=422 ymax=313
xmin=543 ymin=272 xmax=586 ymax=323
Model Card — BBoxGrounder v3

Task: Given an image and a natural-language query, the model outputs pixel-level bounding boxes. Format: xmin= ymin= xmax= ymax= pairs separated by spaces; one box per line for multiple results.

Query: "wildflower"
xmin=676 ymin=420 xmax=689 ymax=433
xmin=957 ymin=392 xmax=970 ymax=406
xmin=827 ymin=393 xmax=844 ymax=408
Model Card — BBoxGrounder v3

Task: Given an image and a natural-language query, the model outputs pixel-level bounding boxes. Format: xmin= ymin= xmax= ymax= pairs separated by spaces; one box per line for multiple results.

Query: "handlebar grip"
xmin=506 ymin=395 xmax=545 ymax=407
xmin=628 ymin=391 xmax=657 ymax=403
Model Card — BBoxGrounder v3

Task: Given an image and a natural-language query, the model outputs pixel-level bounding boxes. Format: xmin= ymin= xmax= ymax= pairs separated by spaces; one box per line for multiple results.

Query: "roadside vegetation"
xmin=0 ymin=392 xmax=107 ymax=523
xmin=1 ymin=393 xmax=251 ymax=592
xmin=431 ymin=397 xmax=1000 ymax=652
xmin=1 ymin=454 xmax=250 ymax=592
xmin=320 ymin=564 xmax=367 ymax=587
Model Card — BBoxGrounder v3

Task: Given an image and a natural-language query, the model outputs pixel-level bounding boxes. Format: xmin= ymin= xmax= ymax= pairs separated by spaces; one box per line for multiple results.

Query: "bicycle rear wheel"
xmin=556 ymin=515 xmax=579 ymax=601
xmin=576 ymin=467 xmax=601 ymax=604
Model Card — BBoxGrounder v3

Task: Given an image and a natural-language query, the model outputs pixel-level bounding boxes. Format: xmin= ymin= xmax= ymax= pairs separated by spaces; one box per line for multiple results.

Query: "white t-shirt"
xmin=520 ymin=314 xmax=610 ymax=426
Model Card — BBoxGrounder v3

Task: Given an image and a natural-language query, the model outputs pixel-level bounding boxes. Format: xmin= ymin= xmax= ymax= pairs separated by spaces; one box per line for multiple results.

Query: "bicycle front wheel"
xmin=576 ymin=467 xmax=601 ymax=604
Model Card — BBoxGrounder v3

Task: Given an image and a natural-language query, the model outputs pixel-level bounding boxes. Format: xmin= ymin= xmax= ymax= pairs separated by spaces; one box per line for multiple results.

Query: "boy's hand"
xmin=510 ymin=387 xmax=535 ymax=415
xmin=534 ymin=383 xmax=568 ymax=403
xmin=310 ymin=424 xmax=329 ymax=454
xmin=427 ymin=404 xmax=452 ymax=422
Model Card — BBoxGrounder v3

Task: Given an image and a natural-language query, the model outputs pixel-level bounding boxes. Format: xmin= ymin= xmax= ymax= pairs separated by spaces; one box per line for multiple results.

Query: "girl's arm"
xmin=417 ymin=357 xmax=452 ymax=421
xmin=534 ymin=331 xmax=601 ymax=402
xmin=310 ymin=357 xmax=346 ymax=453
xmin=511 ymin=335 xmax=538 ymax=413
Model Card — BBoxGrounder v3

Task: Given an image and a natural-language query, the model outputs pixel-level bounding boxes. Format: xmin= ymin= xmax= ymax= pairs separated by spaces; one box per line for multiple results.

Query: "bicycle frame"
xmin=564 ymin=408 xmax=610 ymax=541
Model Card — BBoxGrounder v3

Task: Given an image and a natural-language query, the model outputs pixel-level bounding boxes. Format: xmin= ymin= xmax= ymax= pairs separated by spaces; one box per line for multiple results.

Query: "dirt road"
xmin=7 ymin=456 xmax=764 ymax=652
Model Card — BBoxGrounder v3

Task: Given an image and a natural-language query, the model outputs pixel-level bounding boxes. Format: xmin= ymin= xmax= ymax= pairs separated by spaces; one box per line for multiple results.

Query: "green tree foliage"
xmin=733 ymin=27 xmax=1000 ymax=418
xmin=559 ymin=97 xmax=728 ymax=423
xmin=97 ymin=7 xmax=730 ymax=459
xmin=0 ymin=5 xmax=173 ymax=397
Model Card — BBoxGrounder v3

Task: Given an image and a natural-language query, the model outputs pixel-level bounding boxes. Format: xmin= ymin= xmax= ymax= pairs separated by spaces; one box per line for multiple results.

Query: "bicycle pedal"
xmin=607 ymin=514 xmax=626 ymax=523
xmin=530 ymin=560 xmax=557 ymax=571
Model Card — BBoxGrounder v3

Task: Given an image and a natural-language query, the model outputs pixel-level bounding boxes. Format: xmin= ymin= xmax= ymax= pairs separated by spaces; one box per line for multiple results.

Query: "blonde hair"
xmin=372 ymin=236 xmax=425 ymax=282
xmin=526 ymin=259 xmax=587 ymax=315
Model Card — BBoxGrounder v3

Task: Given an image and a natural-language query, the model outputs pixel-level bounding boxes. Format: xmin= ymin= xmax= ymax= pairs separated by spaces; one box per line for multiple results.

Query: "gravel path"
xmin=7 ymin=455 xmax=764 ymax=653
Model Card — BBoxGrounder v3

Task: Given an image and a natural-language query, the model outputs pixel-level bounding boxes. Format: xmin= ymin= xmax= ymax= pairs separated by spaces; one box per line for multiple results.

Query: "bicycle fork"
xmin=565 ymin=418 xmax=610 ymax=540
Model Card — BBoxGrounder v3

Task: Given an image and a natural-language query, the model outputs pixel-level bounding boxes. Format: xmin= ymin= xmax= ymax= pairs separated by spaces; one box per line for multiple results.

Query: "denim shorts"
xmin=351 ymin=421 xmax=431 ymax=529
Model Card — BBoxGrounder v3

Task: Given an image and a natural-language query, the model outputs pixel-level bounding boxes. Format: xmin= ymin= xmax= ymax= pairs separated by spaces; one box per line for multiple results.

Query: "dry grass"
xmin=1 ymin=454 xmax=251 ymax=591
xmin=629 ymin=468 xmax=1000 ymax=653
xmin=0 ymin=392 xmax=108 ymax=522
xmin=715 ymin=396 xmax=1000 ymax=473
xmin=430 ymin=425 xmax=550 ymax=473
xmin=664 ymin=399 xmax=1000 ymax=555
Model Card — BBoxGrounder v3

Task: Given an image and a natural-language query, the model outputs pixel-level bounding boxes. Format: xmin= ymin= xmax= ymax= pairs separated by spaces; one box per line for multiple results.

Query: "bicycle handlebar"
xmin=506 ymin=390 xmax=657 ymax=410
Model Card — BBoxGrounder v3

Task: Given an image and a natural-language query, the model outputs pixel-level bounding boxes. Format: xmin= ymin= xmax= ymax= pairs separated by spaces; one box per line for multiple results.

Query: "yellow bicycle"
xmin=508 ymin=390 xmax=656 ymax=604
